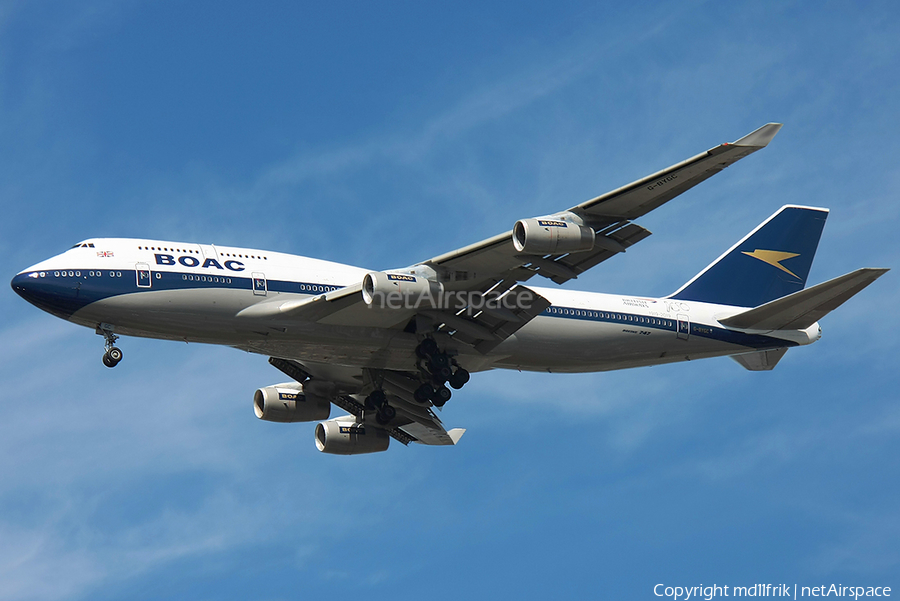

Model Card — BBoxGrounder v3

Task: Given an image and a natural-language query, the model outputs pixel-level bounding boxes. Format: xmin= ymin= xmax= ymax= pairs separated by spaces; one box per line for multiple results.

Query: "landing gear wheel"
xmin=429 ymin=353 xmax=450 ymax=370
xmin=431 ymin=385 xmax=452 ymax=407
xmin=375 ymin=404 xmax=396 ymax=425
xmin=448 ymin=368 xmax=470 ymax=390
xmin=365 ymin=389 xmax=387 ymax=410
xmin=417 ymin=337 xmax=438 ymax=358
xmin=433 ymin=365 xmax=452 ymax=382
xmin=102 ymin=347 xmax=123 ymax=368
xmin=98 ymin=327 xmax=122 ymax=368
xmin=414 ymin=383 xmax=433 ymax=404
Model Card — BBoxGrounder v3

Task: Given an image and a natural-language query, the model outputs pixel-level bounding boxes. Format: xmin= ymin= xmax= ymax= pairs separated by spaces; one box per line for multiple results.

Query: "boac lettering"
xmin=155 ymin=253 xmax=245 ymax=272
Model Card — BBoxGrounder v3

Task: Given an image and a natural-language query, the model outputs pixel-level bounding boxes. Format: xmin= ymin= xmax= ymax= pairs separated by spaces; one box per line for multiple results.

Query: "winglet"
xmin=448 ymin=428 xmax=466 ymax=445
xmin=733 ymin=123 xmax=783 ymax=148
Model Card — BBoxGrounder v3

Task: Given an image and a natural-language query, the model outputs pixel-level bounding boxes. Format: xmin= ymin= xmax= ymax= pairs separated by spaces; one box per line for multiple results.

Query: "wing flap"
xmin=374 ymin=369 xmax=466 ymax=446
xmin=718 ymin=268 xmax=889 ymax=331
xmin=421 ymin=284 xmax=551 ymax=353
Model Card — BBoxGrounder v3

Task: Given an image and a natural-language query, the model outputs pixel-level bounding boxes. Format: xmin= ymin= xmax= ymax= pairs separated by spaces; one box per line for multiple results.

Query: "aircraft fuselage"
xmin=11 ymin=238 xmax=819 ymax=377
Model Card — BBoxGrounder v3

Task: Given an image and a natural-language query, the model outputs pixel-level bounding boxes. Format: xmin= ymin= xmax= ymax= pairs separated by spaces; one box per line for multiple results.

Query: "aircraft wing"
xmin=426 ymin=123 xmax=782 ymax=288
xmin=331 ymin=381 xmax=464 ymax=447
xmin=268 ymin=358 xmax=464 ymax=446
xmin=239 ymin=276 xmax=551 ymax=354
xmin=241 ymin=124 xmax=780 ymax=353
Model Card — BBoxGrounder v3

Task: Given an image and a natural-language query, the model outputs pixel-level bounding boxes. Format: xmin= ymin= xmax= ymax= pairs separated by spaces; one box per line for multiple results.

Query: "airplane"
xmin=11 ymin=123 xmax=888 ymax=455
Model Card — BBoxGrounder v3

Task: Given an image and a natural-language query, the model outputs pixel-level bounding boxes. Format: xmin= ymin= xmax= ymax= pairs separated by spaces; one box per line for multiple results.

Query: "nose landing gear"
xmin=102 ymin=346 xmax=123 ymax=368
xmin=98 ymin=326 xmax=123 ymax=368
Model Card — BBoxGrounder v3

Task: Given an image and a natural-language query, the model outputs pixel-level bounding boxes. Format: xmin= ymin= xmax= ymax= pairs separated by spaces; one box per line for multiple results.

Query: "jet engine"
xmin=314 ymin=418 xmax=390 ymax=455
xmin=362 ymin=271 xmax=444 ymax=308
xmin=253 ymin=383 xmax=331 ymax=423
xmin=512 ymin=217 xmax=595 ymax=255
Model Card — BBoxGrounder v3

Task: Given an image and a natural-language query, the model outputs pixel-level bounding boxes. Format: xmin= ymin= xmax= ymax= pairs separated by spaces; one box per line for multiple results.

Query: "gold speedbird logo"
xmin=741 ymin=249 xmax=801 ymax=279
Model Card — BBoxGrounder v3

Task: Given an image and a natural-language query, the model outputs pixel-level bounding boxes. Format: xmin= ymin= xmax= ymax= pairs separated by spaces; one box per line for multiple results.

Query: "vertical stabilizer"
xmin=669 ymin=205 xmax=828 ymax=307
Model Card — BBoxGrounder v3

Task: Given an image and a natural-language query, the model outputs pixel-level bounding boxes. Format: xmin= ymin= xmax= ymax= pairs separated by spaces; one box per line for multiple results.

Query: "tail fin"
xmin=669 ymin=205 xmax=829 ymax=307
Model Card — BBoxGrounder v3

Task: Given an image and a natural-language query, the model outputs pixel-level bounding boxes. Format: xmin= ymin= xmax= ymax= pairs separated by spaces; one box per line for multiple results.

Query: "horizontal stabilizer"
xmin=719 ymin=268 xmax=888 ymax=331
xmin=731 ymin=348 xmax=788 ymax=371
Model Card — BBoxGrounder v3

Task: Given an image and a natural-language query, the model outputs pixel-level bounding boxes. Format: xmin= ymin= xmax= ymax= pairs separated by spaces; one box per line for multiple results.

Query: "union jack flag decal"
xmin=97 ymin=251 xmax=114 ymax=257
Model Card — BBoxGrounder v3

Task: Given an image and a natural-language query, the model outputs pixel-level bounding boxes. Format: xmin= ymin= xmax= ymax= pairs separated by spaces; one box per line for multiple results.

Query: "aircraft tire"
xmin=376 ymin=404 xmax=396 ymax=424
xmin=418 ymin=338 xmax=438 ymax=357
xmin=365 ymin=389 xmax=386 ymax=410
xmin=414 ymin=384 xmax=432 ymax=404
xmin=432 ymin=385 xmax=451 ymax=406
xmin=429 ymin=353 xmax=450 ymax=370
xmin=448 ymin=368 xmax=469 ymax=389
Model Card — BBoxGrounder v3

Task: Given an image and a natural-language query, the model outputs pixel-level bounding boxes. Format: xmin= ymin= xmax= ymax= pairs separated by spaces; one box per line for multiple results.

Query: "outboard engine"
xmin=253 ymin=383 xmax=331 ymax=423
xmin=512 ymin=217 xmax=595 ymax=255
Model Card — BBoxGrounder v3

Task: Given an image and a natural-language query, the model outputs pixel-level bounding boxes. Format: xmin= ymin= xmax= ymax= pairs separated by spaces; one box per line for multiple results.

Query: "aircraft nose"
xmin=10 ymin=270 xmax=82 ymax=319
xmin=10 ymin=271 xmax=38 ymax=299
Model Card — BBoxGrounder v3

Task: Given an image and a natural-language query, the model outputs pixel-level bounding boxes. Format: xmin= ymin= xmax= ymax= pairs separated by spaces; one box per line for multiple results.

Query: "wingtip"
xmin=448 ymin=428 xmax=466 ymax=444
xmin=733 ymin=122 xmax=783 ymax=148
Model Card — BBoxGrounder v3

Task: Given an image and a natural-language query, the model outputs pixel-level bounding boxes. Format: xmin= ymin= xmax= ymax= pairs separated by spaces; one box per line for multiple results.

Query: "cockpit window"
xmin=70 ymin=242 xmax=96 ymax=249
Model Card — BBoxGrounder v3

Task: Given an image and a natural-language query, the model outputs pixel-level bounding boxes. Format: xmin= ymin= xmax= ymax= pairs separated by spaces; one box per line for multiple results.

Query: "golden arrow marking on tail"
xmin=741 ymin=249 xmax=801 ymax=279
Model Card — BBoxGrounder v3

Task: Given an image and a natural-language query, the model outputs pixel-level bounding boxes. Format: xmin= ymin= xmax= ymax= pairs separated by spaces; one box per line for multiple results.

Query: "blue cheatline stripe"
xmin=540 ymin=305 xmax=796 ymax=350
xmin=16 ymin=268 xmax=795 ymax=351
xmin=543 ymin=305 xmax=678 ymax=332
xmin=14 ymin=268 xmax=347 ymax=318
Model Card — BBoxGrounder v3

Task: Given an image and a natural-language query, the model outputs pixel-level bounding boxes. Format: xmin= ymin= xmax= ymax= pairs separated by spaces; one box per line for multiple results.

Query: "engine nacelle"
xmin=362 ymin=271 xmax=444 ymax=308
xmin=253 ymin=383 xmax=331 ymax=423
xmin=512 ymin=217 xmax=595 ymax=255
xmin=315 ymin=418 xmax=390 ymax=455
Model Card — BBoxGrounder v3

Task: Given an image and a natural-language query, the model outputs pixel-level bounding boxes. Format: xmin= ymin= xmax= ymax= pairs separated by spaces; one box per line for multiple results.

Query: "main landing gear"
xmin=413 ymin=337 xmax=469 ymax=408
xmin=361 ymin=337 xmax=471 ymax=425
xmin=98 ymin=327 xmax=123 ymax=368
xmin=364 ymin=389 xmax=397 ymax=425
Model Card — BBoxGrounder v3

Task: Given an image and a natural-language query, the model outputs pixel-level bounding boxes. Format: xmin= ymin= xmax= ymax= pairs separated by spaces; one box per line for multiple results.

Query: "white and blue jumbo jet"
xmin=12 ymin=123 xmax=888 ymax=455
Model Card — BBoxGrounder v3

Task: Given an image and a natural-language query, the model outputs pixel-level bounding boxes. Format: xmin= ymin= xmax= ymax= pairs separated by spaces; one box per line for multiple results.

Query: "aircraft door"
xmin=136 ymin=263 xmax=152 ymax=288
xmin=677 ymin=314 xmax=690 ymax=340
xmin=252 ymin=272 xmax=267 ymax=296
xmin=199 ymin=244 xmax=219 ymax=259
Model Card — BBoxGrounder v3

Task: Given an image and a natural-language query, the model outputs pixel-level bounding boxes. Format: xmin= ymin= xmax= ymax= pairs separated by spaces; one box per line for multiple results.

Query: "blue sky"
xmin=2 ymin=1 xmax=898 ymax=599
